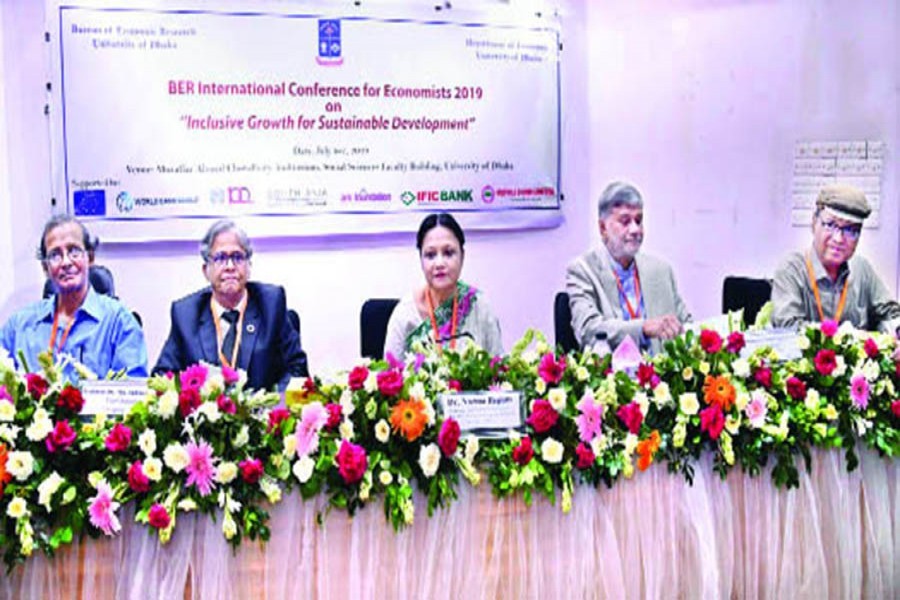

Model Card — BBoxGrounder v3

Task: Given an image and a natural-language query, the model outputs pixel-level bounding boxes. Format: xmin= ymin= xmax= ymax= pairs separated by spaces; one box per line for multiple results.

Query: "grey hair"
xmin=36 ymin=214 xmax=96 ymax=260
xmin=597 ymin=182 xmax=643 ymax=220
xmin=199 ymin=219 xmax=253 ymax=262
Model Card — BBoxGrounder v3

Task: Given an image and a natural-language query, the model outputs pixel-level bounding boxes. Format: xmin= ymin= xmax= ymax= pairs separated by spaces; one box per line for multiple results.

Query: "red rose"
xmin=785 ymin=377 xmax=807 ymax=401
xmin=726 ymin=331 xmax=746 ymax=354
xmin=377 ymin=369 xmax=405 ymax=397
xmin=128 ymin=460 xmax=151 ymax=493
xmin=56 ymin=386 xmax=84 ymax=413
xmin=526 ymin=400 xmax=559 ymax=434
xmin=538 ymin=353 xmax=566 ymax=384
xmin=892 ymin=400 xmax=900 ymax=419
xmin=699 ymin=330 xmax=723 ymax=354
xmin=438 ymin=418 xmax=461 ymax=457
xmin=814 ymin=349 xmax=837 ymax=376
xmin=104 ymin=423 xmax=132 ymax=452
xmin=754 ymin=366 xmax=773 ymax=389
xmin=148 ymin=504 xmax=171 ymax=529
xmin=575 ymin=443 xmax=595 ymax=470
xmin=699 ymin=406 xmax=725 ymax=441
xmin=336 ymin=440 xmax=368 ymax=484
xmin=267 ymin=407 xmax=291 ymax=433
xmin=216 ymin=395 xmax=237 ymax=415
xmin=863 ymin=338 xmax=879 ymax=359
xmin=45 ymin=420 xmax=76 ymax=453
xmin=820 ymin=320 xmax=838 ymax=337
xmin=448 ymin=380 xmax=463 ymax=392
xmin=239 ymin=458 xmax=264 ymax=484
xmin=512 ymin=436 xmax=534 ymax=466
xmin=348 ymin=366 xmax=369 ymax=391
xmin=637 ymin=363 xmax=659 ymax=389
xmin=178 ymin=388 xmax=201 ymax=418
xmin=325 ymin=403 xmax=342 ymax=431
xmin=616 ymin=402 xmax=643 ymax=435
xmin=26 ymin=373 xmax=49 ymax=399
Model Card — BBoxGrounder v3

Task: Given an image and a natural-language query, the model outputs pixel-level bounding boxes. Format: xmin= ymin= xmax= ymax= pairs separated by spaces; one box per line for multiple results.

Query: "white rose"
xmin=339 ymin=388 xmax=355 ymax=416
xmin=6 ymin=497 xmax=28 ymax=519
xmin=805 ymin=388 xmax=821 ymax=412
xmin=735 ymin=391 xmax=750 ymax=412
xmin=653 ymin=382 xmax=672 ymax=406
xmin=540 ymin=438 xmax=564 ymax=464
xmin=7 ymin=451 xmax=34 ymax=481
xmin=196 ymin=402 xmax=221 ymax=423
xmin=293 ymin=455 xmax=315 ymax=483
xmin=732 ymin=358 xmax=751 ymax=379
xmin=623 ymin=433 xmax=639 ymax=455
xmin=379 ymin=470 xmax=393 ymax=486
xmin=157 ymin=391 xmax=179 ymax=419
xmin=339 ymin=419 xmax=355 ymax=441
xmin=796 ymin=335 xmax=810 ymax=350
xmin=200 ymin=374 xmax=224 ymax=397
xmin=142 ymin=457 xmax=163 ymax=481
xmin=215 ymin=462 xmax=238 ymax=484
xmin=547 ymin=388 xmax=567 ymax=412
xmin=590 ymin=434 xmax=608 ymax=456
xmin=25 ymin=409 xmax=53 ymax=442
xmin=163 ymin=444 xmax=190 ymax=473
xmin=37 ymin=472 xmax=65 ymax=511
xmin=0 ymin=400 xmax=15 ymax=422
xmin=534 ymin=378 xmax=547 ymax=396
xmin=575 ymin=366 xmax=589 ymax=382
xmin=418 ymin=443 xmax=441 ymax=478
xmin=861 ymin=360 xmax=880 ymax=381
xmin=138 ymin=430 xmax=157 ymax=457
xmin=233 ymin=426 xmax=250 ymax=448
xmin=283 ymin=434 xmax=297 ymax=459
xmin=374 ymin=419 xmax=390 ymax=443
xmin=679 ymin=393 xmax=700 ymax=416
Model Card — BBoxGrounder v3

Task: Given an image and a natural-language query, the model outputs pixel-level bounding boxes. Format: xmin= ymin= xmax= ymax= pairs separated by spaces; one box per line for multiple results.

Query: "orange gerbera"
xmin=0 ymin=443 xmax=11 ymax=497
xmin=389 ymin=398 xmax=428 ymax=442
xmin=703 ymin=375 xmax=736 ymax=412
xmin=636 ymin=430 xmax=661 ymax=472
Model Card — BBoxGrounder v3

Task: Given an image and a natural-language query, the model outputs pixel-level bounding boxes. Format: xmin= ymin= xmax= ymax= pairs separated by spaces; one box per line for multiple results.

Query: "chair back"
xmin=554 ymin=291 xmax=579 ymax=354
xmin=722 ymin=276 xmax=772 ymax=325
xmin=360 ymin=299 xmax=400 ymax=360
xmin=42 ymin=265 xmax=116 ymax=299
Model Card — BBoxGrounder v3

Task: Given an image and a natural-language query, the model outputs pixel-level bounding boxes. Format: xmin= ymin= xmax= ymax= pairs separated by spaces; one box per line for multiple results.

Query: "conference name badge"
xmin=437 ymin=391 xmax=524 ymax=439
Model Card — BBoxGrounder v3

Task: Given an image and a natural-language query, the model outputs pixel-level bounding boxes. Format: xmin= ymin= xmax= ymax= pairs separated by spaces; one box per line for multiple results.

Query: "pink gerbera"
xmin=180 ymin=364 xmax=208 ymax=391
xmin=575 ymin=391 xmax=604 ymax=443
xmin=295 ymin=402 xmax=329 ymax=456
xmin=184 ymin=440 xmax=217 ymax=496
xmin=849 ymin=374 xmax=870 ymax=410
xmin=88 ymin=481 xmax=121 ymax=536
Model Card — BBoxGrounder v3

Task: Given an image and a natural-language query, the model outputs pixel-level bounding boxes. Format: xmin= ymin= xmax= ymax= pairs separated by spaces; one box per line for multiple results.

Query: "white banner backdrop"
xmin=47 ymin=0 xmax=562 ymax=241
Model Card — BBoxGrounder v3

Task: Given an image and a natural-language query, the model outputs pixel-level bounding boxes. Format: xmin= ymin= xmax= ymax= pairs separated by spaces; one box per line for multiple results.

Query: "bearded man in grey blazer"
xmin=566 ymin=182 xmax=690 ymax=354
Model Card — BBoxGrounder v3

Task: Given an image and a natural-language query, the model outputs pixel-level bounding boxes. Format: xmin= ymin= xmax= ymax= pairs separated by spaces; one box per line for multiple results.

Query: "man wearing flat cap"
xmin=772 ymin=184 xmax=900 ymax=334
xmin=567 ymin=181 xmax=690 ymax=355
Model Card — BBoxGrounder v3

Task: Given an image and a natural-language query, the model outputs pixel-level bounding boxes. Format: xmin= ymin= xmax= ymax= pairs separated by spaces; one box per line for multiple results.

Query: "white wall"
xmin=1 ymin=0 xmax=898 ymax=374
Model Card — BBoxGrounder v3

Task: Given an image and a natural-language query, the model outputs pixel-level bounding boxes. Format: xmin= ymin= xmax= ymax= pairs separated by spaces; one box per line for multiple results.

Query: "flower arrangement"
xmin=0 ymin=321 xmax=896 ymax=570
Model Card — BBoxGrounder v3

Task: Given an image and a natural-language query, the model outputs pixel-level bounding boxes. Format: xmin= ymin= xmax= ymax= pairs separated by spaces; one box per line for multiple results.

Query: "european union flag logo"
xmin=318 ymin=19 xmax=342 ymax=63
xmin=73 ymin=189 xmax=106 ymax=216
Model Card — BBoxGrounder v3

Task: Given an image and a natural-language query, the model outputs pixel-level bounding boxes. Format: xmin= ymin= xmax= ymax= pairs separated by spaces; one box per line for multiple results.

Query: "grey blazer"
xmin=565 ymin=247 xmax=690 ymax=354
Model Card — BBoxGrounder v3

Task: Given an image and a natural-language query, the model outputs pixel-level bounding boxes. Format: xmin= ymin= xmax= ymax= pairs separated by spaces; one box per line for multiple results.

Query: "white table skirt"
xmin=3 ymin=449 xmax=896 ymax=599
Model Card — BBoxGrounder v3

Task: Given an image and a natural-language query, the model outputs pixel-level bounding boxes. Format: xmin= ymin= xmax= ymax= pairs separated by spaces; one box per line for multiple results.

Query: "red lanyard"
xmin=47 ymin=310 xmax=76 ymax=355
xmin=426 ymin=289 xmax=458 ymax=354
xmin=613 ymin=266 xmax=643 ymax=320
xmin=805 ymin=252 xmax=849 ymax=322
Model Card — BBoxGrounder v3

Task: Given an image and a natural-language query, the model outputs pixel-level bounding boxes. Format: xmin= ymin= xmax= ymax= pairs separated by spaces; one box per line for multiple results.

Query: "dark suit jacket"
xmin=153 ymin=282 xmax=308 ymax=391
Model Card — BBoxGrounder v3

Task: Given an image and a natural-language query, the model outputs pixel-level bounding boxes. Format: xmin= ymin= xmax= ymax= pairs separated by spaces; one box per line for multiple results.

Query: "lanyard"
xmin=805 ymin=252 xmax=849 ymax=323
xmin=210 ymin=299 xmax=245 ymax=368
xmin=613 ymin=266 xmax=643 ymax=320
xmin=47 ymin=310 xmax=77 ymax=356
xmin=426 ymin=288 xmax=458 ymax=354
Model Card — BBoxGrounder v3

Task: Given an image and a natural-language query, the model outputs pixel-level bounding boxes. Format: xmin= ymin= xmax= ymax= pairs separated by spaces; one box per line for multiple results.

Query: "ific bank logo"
xmin=414 ymin=190 xmax=473 ymax=203
xmin=401 ymin=191 xmax=416 ymax=206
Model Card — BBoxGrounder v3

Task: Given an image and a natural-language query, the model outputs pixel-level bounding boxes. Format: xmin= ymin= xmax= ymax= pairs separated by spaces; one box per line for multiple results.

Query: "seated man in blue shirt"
xmin=0 ymin=215 xmax=148 ymax=380
xmin=153 ymin=219 xmax=308 ymax=391
xmin=566 ymin=182 xmax=691 ymax=354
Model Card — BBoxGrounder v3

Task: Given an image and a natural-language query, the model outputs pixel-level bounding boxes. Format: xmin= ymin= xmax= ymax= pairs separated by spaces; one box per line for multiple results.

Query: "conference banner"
xmin=47 ymin=1 xmax=561 ymax=240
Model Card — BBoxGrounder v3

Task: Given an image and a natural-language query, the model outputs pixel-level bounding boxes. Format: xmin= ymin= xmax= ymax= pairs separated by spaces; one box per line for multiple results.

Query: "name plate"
xmin=740 ymin=329 xmax=803 ymax=361
xmin=81 ymin=379 xmax=149 ymax=416
xmin=438 ymin=391 xmax=524 ymax=439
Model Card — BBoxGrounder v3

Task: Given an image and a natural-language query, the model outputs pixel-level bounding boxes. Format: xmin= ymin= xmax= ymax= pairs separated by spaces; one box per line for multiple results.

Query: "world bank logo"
xmin=115 ymin=191 xmax=134 ymax=213
xmin=401 ymin=191 xmax=415 ymax=206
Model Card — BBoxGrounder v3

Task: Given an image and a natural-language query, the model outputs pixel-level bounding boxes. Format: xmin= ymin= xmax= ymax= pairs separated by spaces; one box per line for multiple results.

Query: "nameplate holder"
xmin=81 ymin=379 xmax=148 ymax=416
xmin=437 ymin=390 xmax=524 ymax=439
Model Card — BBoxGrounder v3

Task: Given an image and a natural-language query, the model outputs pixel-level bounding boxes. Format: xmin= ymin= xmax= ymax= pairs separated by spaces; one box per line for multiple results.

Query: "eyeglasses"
xmin=43 ymin=246 xmax=86 ymax=266
xmin=208 ymin=251 xmax=249 ymax=267
xmin=818 ymin=216 xmax=861 ymax=241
